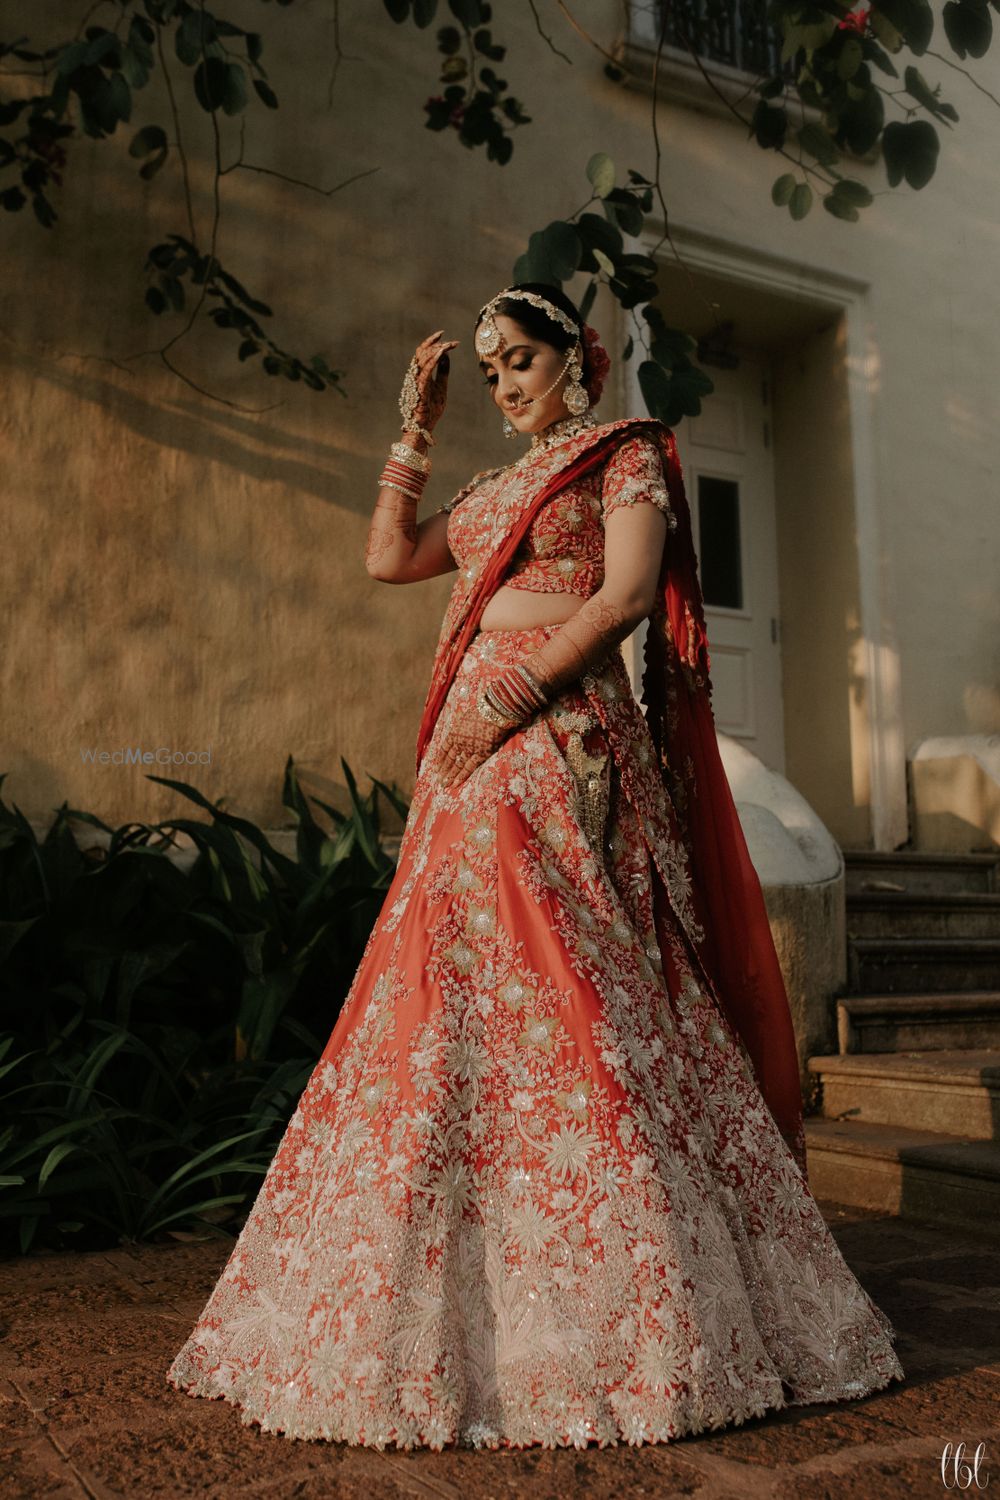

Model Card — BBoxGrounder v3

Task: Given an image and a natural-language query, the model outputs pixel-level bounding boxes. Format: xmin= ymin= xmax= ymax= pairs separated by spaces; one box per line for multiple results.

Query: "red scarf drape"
xmin=416 ymin=419 xmax=807 ymax=1177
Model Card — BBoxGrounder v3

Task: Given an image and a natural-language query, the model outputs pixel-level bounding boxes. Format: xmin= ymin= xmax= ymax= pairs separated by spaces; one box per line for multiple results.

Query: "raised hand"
xmin=399 ymin=330 xmax=459 ymax=445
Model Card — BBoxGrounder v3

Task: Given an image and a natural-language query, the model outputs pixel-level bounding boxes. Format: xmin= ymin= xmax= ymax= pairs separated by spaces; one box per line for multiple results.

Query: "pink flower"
xmin=837 ymin=5 xmax=870 ymax=33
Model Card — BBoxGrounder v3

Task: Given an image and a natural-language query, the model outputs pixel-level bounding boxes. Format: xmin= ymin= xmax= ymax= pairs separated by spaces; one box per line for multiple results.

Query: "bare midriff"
xmin=478 ymin=584 xmax=587 ymax=633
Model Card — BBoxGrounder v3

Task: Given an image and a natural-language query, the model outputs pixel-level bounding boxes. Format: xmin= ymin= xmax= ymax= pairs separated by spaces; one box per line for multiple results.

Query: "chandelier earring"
xmin=563 ymin=342 xmax=590 ymax=417
xmin=502 ymin=411 xmax=517 ymax=439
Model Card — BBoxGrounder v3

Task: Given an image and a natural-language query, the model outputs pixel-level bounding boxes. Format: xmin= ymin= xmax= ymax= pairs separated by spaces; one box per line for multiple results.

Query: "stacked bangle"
xmin=477 ymin=663 xmax=550 ymax=727
xmin=378 ymin=439 xmax=432 ymax=501
xmin=389 ymin=441 xmax=431 ymax=476
xmin=378 ymin=457 xmax=428 ymax=501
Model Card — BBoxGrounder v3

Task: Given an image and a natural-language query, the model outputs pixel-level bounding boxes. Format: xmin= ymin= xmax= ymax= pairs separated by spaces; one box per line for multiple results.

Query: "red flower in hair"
xmin=582 ymin=324 xmax=611 ymax=406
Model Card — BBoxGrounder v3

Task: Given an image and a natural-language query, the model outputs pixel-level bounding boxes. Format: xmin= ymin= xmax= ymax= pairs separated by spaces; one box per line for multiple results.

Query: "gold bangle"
xmin=476 ymin=683 xmax=521 ymax=727
xmin=389 ymin=441 xmax=431 ymax=475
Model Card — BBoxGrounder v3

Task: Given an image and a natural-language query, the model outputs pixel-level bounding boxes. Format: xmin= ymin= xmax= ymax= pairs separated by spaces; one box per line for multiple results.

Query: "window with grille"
xmin=633 ymin=0 xmax=791 ymax=79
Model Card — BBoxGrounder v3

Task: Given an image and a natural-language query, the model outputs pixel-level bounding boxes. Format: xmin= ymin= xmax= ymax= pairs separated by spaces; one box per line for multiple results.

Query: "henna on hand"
xmin=434 ymin=689 xmax=519 ymax=788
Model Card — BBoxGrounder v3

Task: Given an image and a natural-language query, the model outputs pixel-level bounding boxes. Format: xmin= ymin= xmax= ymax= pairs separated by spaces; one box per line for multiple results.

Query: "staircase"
xmin=804 ymin=849 xmax=1000 ymax=1238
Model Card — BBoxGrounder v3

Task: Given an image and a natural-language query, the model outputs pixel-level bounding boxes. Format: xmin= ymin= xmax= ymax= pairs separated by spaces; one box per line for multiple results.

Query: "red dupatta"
xmin=416 ymin=418 xmax=807 ymax=1177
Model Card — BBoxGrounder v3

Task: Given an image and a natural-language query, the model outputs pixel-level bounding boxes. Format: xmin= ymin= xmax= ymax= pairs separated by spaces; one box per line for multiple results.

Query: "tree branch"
xmin=925 ymin=45 xmax=1000 ymax=109
xmin=527 ymin=0 xmax=573 ymax=65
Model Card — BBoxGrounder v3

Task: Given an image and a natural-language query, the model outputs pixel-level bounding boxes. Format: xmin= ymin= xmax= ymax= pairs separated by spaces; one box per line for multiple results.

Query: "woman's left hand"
xmin=434 ymin=699 xmax=514 ymax=788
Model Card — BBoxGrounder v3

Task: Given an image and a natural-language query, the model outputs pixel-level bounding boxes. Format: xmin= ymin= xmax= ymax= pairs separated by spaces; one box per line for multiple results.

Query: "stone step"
xmin=804 ymin=1117 xmax=1000 ymax=1239
xmin=842 ymin=848 xmax=1000 ymax=897
xmin=807 ymin=1049 xmax=1000 ymax=1139
xmin=836 ymin=991 xmax=1000 ymax=1053
xmin=846 ymin=890 xmax=1000 ymax=941
xmin=847 ymin=936 xmax=1000 ymax=994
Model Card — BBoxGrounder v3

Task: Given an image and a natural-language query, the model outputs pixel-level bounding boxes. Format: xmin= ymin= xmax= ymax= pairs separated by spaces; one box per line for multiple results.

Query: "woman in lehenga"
xmin=168 ymin=283 xmax=905 ymax=1450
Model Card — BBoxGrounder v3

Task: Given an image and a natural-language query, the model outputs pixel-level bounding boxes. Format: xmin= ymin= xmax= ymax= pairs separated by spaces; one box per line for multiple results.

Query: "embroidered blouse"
xmin=439 ymin=434 xmax=677 ymax=599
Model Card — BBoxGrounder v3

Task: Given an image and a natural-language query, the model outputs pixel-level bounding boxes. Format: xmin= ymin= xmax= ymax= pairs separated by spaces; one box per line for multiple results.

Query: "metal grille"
xmin=657 ymin=0 xmax=788 ymax=76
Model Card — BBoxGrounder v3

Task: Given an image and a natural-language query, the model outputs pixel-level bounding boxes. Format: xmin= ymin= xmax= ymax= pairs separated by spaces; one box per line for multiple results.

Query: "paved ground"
xmin=1 ymin=1202 xmax=998 ymax=1500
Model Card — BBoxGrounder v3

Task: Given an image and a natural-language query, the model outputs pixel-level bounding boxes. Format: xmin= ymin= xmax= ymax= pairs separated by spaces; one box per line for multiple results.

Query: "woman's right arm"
xmin=365 ymin=330 xmax=460 ymax=585
xmin=365 ymin=486 xmax=457 ymax=583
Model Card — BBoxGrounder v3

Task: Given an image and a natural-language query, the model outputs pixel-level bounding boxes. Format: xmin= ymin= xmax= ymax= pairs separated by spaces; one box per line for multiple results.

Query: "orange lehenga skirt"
xmin=168 ymin=623 xmax=904 ymax=1450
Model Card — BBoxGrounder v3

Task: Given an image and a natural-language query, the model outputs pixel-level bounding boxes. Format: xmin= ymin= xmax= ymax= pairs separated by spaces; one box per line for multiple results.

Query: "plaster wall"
xmin=1 ymin=0 xmax=996 ymax=839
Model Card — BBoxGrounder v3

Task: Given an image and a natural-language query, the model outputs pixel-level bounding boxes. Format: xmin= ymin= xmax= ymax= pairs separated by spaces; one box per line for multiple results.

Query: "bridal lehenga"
xmin=168 ymin=416 xmax=904 ymax=1450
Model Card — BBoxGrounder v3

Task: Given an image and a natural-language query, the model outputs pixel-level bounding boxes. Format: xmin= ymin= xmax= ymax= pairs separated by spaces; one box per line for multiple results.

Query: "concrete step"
xmin=804 ymin=1116 xmax=1000 ymax=1239
xmin=847 ymin=936 xmax=1000 ymax=994
xmin=846 ymin=890 xmax=1000 ymax=941
xmin=808 ymin=1049 xmax=1000 ymax=1139
xmin=843 ymin=848 xmax=1000 ymax=897
xmin=836 ymin=991 xmax=1000 ymax=1053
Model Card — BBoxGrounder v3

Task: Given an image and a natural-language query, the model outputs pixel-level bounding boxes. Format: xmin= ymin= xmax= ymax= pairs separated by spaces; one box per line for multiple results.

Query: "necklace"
xmin=528 ymin=411 xmax=597 ymax=452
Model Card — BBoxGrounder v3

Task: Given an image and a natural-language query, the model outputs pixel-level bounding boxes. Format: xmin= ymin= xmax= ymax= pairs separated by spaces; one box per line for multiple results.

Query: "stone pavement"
xmin=1 ymin=1202 xmax=998 ymax=1500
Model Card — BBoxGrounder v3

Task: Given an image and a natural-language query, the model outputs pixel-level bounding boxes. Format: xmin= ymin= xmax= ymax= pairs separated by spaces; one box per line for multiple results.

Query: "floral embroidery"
xmin=444 ymin=433 xmax=676 ymax=602
xmin=169 ymin=617 xmax=904 ymax=1452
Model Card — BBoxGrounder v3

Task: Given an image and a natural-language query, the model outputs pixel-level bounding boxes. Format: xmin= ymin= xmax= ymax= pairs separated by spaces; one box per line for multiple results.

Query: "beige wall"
xmin=2 ymin=1 xmax=997 ymax=840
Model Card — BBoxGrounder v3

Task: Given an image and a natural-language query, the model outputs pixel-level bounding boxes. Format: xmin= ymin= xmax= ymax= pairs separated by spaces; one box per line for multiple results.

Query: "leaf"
xmin=904 ymin=65 xmax=958 ymax=121
xmin=512 ymin=221 xmax=580 ymax=284
xmin=837 ymin=36 xmax=864 ymax=78
xmin=586 ymin=151 xmax=615 ymax=199
xmin=789 ymin=181 xmax=813 ymax=219
xmin=943 ymin=0 xmax=992 ymax=57
xmin=194 ymin=57 xmax=226 ymax=111
xmin=592 ymin=248 xmax=615 ymax=277
xmin=145 ymin=286 xmax=167 ymax=314
xmin=797 ymin=122 xmax=840 ymax=165
xmin=253 ymin=78 xmax=278 ymax=109
xmin=752 ymin=100 xmax=787 ymax=151
xmin=637 ymin=359 xmax=672 ymax=419
xmin=771 ymin=172 xmax=796 ymax=205
xmin=831 ymin=177 xmax=874 ymax=207
xmin=882 ymin=118 xmax=939 ymax=188
xmin=221 ymin=63 xmax=248 ymax=116
xmin=38 ymin=1142 xmax=79 ymax=1189
xmin=575 ymin=211 xmax=623 ymax=264
xmin=823 ymin=193 xmax=860 ymax=221
xmin=874 ymin=0 xmax=934 ymax=54
xmin=602 ymin=188 xmax=643 ymax=237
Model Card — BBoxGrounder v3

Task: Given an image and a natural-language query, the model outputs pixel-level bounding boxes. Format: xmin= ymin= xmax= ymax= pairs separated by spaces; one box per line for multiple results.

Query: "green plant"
xmin=0 ymin=755 xmax=408 ymax=1255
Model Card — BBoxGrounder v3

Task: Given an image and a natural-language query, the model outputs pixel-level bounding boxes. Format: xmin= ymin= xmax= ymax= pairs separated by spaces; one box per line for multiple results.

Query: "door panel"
xmin=627 ymin=348 xmax=786 ymax=772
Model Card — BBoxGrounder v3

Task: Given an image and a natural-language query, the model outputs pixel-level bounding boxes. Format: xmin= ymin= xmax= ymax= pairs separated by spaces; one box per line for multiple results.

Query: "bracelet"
xmin=389 ymin=441 xmax=431 ymax=475
xmin=398 ymin=357 xmax=437 ymax=447
xmin=512 ymin=663 xmax=549 ymax=706
xmin=476 ymin=682 xmax=523 ymax=728
xmin=378 ymin=461 xmax=427 ymax=500
xmin=377 ymin=478 xmax=422 ymax=502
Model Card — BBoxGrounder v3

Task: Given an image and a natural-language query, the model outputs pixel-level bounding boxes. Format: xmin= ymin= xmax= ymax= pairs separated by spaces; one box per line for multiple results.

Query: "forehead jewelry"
xmin=475 ymin=286 xmax=580 ymax=358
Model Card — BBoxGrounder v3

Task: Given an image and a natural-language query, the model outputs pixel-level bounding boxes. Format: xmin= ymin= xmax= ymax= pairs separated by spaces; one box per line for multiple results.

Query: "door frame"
xmin=623 ymin=221 xmax=908 ymax=851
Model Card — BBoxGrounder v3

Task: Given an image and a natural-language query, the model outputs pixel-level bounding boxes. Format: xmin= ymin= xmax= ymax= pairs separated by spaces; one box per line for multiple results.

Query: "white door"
xmin=626 ymin=349 xmax=786 ymax=772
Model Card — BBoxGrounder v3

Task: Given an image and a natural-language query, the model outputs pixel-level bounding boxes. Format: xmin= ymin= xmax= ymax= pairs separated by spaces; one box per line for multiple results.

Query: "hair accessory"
xmin=398 ymin=356 xmax=436 ymax=446
xmin=475 ymin=287 xmax=580 ymax=357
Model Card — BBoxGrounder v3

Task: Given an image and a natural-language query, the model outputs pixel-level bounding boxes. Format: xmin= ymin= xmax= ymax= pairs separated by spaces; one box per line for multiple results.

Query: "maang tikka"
xmin=476 ymin=287 xmax=590 ymax=431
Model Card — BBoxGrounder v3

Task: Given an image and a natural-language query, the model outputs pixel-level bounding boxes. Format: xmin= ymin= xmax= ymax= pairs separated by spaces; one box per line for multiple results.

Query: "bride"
xmin=168 ymin=283 xmax=905 ymax=1450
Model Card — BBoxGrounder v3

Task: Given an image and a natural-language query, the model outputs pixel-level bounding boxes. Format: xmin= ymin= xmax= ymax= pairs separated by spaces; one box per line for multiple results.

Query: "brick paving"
xmin=1 ymin=1202 xmax=998 ymax=1500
